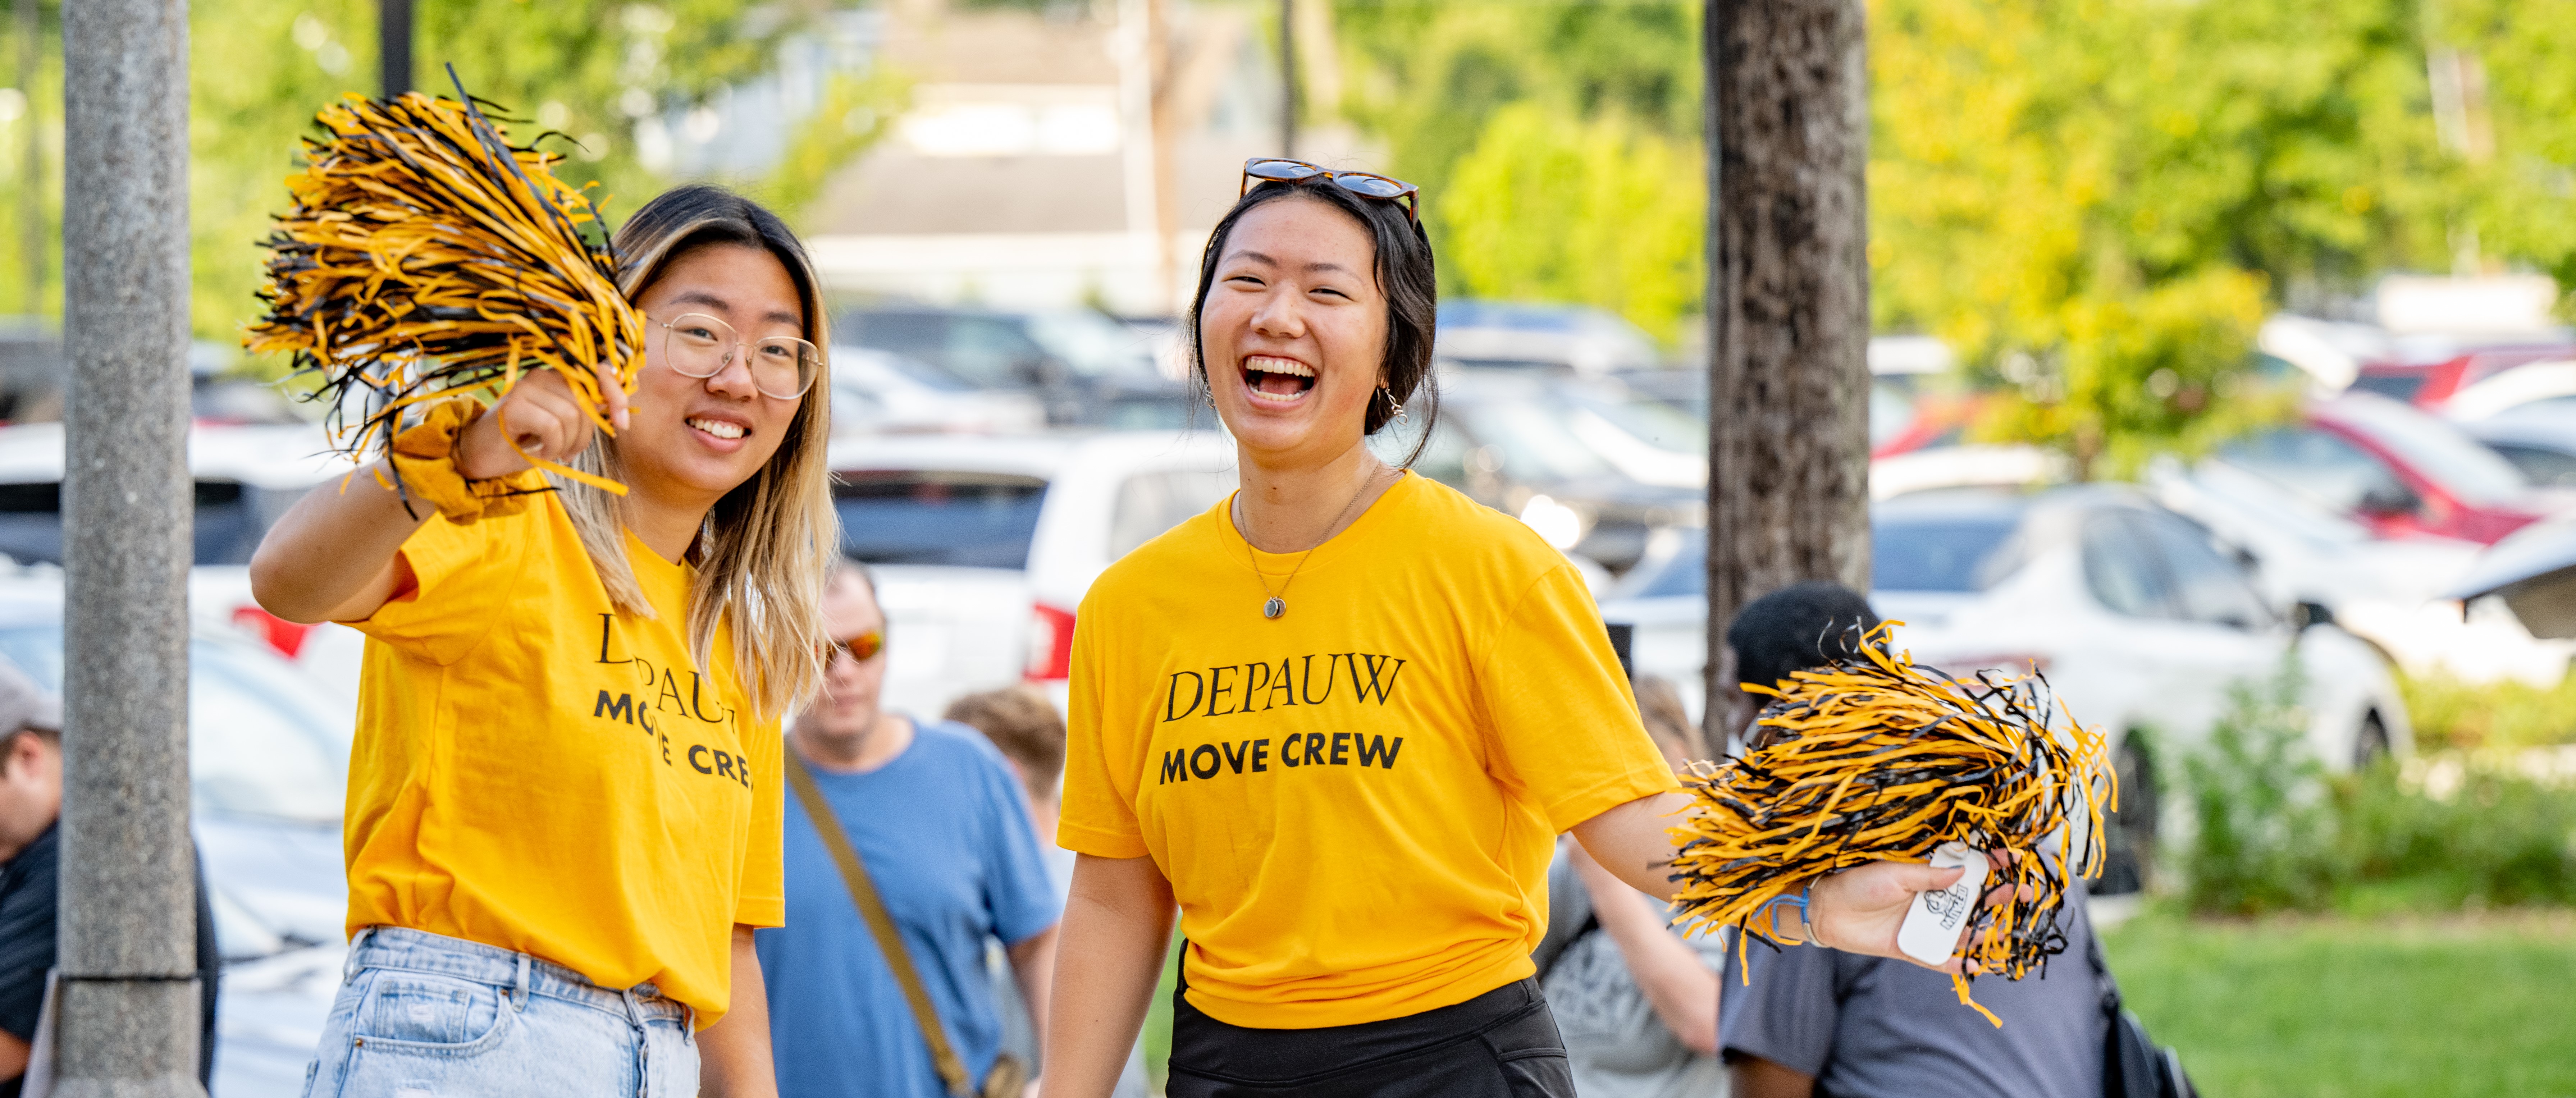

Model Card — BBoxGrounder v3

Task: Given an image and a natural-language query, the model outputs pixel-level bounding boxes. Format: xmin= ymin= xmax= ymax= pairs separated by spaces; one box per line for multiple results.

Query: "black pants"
xmin=1166 ymin=976 xmax=1575 ymax=1098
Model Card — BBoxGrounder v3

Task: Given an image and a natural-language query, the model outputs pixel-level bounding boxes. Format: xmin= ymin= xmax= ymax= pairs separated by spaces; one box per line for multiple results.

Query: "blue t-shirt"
xmin=759 ymin=720 xmax=1062 ymax=1098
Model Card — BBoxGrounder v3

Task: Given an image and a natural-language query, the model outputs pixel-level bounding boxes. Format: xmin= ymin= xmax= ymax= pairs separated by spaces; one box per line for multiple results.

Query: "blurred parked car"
xmin=836 ymin=305 xmax=1193 ymax=428
xmin=1601 ymin=488 xmax=2411 ymax=895
xmin=0 ymin=421 xmax=367 ymax=694
xmin=0 ymin=582 xmax=353 ymax=1097
xmin=1869 ymin=444 xmax=2070 ymax=500
xmin=2448 ymin=515 xmax=2576 ymax=641
xmin=828 ymin=345 xmax=1046 ymax=436
xmin=1434 ymin=301 xmax=1663 ymax=375
xmin=1550 ymin=383 xmax=1705 ymax=489
xmin=0 ymin=324 xmax=61 ymax=424
xmin=2149 ymin=457 xmax=2576 ymax=688
xmin=2214 ymin=392 xmax=2568 ymax=544
xmin=2348 ymin=343 xmax=2576 ymax=410
xmin=0 ymin=328 xmax=308 ymax=427
xmin=2436 ymin=357 xmax=2576 ymax=421
xmin=830 ymin=430 xmax=1238 ymax=715
xmin=2460 ymin=404 xmax=2576 ymax=490
xmin=1612 ymin=344 xmax=1974 ymax=459
xmin=1382 ymin=372 xmax=1702 ymax=573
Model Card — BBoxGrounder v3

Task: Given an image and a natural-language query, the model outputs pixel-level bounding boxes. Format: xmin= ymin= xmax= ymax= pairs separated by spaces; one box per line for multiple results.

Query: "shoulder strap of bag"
xmin=2083 ymin=928 xmax=2122 ymax=1014
xmin=786 ymin=752 xmax=976 ymax=1098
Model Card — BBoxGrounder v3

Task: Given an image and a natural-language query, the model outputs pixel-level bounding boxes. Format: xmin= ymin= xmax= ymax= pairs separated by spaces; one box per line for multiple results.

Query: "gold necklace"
xmin=1234 ymin=465 xmax=1385 ymax=620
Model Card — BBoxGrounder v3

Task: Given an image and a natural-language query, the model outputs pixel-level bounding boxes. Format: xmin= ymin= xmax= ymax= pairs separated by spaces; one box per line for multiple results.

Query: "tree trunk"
xmin=1702 ymin=0 xmax=1873 ymax=745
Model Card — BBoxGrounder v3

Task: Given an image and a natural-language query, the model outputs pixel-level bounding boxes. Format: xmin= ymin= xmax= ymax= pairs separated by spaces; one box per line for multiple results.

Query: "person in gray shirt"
xmin=1539 ymin=846 xmax=1730 ymax=1098
xmin=1533 ymin=678 xmax=1728 ymax=1098
xmin=1719 ymin=891 xmax=2106 ymax=1098
xmin=1713 ymin=582 xmax=2108 ymax=1098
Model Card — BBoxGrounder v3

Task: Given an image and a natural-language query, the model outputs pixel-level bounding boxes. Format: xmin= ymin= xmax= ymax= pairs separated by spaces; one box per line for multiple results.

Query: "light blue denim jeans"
xmin=301 ymin=927 xmax=699 ymax=1098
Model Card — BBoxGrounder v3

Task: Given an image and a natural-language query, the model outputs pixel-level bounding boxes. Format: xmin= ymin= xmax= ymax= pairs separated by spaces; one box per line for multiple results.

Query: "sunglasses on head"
xmin=1240 ymin=158 xmax=1421 ymax=224
xmin=822 ymin=631 xmax=885 ymax=664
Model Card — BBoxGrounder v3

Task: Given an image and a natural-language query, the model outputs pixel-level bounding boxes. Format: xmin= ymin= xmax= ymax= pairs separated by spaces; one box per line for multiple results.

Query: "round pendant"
xmin=1263 ymin=596 xmax=1286 ymax=619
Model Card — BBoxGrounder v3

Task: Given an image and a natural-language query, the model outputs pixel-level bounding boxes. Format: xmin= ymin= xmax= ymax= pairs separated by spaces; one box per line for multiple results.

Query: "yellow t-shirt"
xmin=343 ymin=493 xmax=785 ymax=1026
xmin=1060 ymin=472 xmax=1680 ymax=1029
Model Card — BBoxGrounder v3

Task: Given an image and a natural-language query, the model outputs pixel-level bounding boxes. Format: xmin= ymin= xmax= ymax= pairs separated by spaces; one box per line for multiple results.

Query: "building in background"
xmin=803 ymin=0 xmax=1372 ymax=319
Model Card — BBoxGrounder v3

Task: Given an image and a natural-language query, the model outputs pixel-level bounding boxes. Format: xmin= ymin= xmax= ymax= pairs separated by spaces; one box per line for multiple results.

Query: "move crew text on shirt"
xmin=588 ymin=613 xmax=756 ymax=791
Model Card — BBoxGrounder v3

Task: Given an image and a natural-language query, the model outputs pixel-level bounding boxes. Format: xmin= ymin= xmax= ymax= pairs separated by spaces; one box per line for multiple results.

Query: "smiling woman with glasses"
xmin=1042 ymin=162 xmax=1989 ymax=1098
xmin=248 ymin=184 xmax=837 ymax=1098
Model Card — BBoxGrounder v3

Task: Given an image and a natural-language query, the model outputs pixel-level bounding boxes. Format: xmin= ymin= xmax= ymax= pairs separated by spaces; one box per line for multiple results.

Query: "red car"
xmin=2350 ymin=344 xmax=2576 ymax=410
xmin=2215 ymin=392 xmax=2566 ymax=544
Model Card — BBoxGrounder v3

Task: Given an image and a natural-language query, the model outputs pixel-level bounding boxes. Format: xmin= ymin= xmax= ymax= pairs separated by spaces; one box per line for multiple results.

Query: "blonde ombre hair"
xmin=553 ymin=185 xmax=836 ymax=720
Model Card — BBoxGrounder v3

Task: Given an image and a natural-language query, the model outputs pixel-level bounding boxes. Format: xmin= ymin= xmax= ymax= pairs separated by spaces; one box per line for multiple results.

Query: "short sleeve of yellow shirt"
xmin=343 ymin=495 xmax=784 ymax=1028
xmin=1059 ymin=473 xmax=1680 ymax=1029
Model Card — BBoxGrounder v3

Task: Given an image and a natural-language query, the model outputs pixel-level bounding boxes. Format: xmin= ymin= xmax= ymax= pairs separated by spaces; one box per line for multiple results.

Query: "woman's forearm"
xmin=698 ymin=925 xmax=778 ymax=1098
xmin=248 ymin=456 xmax=429 ymax=623
xmin=1570 ymin=846 xmax=1719 ymax=1056
xmin=1571 ymin=793 xmax=1977 ymax=969
xmin=251 ymin=369 xmax=601 ymax=624
xmin=1044 ymin=854 xmax=1176 ymax=1098
xmin=1008 ymin=924 xmax=1060 ymax=1056
xmin=1568 ymin=791 xmax=1695 ymax=900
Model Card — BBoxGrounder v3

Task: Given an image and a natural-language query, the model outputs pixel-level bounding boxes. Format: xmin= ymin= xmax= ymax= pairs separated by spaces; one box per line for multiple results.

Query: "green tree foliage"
xmin=1333 ymin=0 xmax=1699 ymax=339
xmin=0 ymin=0 xmax=63 ymax=322
xmin=195 ymin=0 xmax=799 ymax=352
xmin=1439 ymin=103 xmax=1701 ymax=343
xmin=2433 ymin=0 xmax=2576 ymax=292
xmin=1872 ymin=0 xmax=2473 ymax=475
xmin=1337 ymin=0 xmax=2576 ymax=475
xmin=763 ymin=68 xmax=908 ymax=225
xmin=7 ymin=1 xmax=885 ymax=347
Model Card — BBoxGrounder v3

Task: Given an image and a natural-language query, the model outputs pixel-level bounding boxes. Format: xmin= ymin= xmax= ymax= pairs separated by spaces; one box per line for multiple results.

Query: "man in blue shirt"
xmin=761 ymin=564 xmax=1062 ymax=1098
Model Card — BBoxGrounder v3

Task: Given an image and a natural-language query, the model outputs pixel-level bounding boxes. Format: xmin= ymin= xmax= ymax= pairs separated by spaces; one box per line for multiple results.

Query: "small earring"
xmin=1384 ymin=388 xmax=1408 ymax=425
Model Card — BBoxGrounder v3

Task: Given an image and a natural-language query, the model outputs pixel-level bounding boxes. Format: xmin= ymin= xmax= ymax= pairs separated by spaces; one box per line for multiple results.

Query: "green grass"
xmin=2101 ymin=912 xmax=2576 ymax=1097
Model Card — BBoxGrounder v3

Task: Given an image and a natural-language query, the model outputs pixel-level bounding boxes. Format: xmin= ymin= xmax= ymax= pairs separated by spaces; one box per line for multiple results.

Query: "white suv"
xmin=828 ymin=430 xmax=1239 ymax=717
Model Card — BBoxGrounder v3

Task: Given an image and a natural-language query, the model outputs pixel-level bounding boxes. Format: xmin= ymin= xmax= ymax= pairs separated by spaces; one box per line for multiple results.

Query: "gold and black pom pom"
xmin=244 ymin=68 xmax=637 ymax=497
xmin=1667 ymin=623 xmax=2112 ymax=1024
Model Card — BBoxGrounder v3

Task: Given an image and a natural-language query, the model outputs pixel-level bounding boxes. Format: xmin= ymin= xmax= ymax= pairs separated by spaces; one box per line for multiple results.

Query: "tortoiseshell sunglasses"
xmin=1240 ymin=158 xmax=1421 ymax=224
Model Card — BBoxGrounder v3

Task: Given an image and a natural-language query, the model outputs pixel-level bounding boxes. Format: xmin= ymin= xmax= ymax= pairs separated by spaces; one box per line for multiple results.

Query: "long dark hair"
xmin=1188 ymin=180 xmax=1440 ymax=466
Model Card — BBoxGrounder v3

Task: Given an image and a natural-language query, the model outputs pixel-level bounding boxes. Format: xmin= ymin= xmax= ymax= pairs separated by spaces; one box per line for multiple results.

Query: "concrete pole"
xmin=58 ymin=0 xmax=200 ymax=1092
xmin=1701 ymin=0 xmax=1873 ymax=746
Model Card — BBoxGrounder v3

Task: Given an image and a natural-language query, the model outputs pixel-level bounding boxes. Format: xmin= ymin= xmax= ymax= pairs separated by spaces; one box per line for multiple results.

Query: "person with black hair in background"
xmin=1045 ymin=163 xmax=1991 ymax=1098
xmin=1717 ymin=582 xmax=2110 ymax=1098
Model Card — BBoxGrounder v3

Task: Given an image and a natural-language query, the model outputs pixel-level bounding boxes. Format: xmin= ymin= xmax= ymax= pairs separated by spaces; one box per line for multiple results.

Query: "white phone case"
xmin=1896 ymin=842 xmax=1987 ymax=965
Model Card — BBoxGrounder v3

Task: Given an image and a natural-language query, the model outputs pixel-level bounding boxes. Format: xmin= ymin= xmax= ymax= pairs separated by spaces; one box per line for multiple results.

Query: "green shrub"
xmin=2331 ymin=765 xmax=2576 ymax=912
xmin=2178 ymin=662 xmax=2576 ymax=915
xmin=2178 ymin=664 xmax=2337 ymax=914
xmin=2400 ymin=670 xmax=2576 ymax=751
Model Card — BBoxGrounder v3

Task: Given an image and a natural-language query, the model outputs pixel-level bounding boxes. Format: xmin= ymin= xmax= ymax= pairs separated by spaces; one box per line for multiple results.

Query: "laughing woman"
xmin=1044 ymin=162 xmax=1977 ymax=1098
xmin=250 ymin=186 xmax=836 ymax=1098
